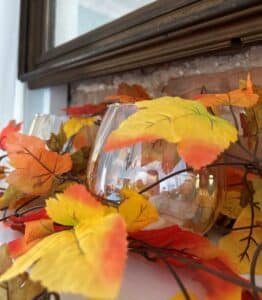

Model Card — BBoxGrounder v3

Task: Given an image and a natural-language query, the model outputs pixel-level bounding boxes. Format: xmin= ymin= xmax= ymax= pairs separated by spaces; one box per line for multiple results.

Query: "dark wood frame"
xmin=19 ymin=0 xmax=262 ymax=89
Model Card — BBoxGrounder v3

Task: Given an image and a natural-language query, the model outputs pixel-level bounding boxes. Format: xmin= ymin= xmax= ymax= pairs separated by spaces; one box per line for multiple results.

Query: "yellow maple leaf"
xmin=219 ymin=179 xmax=262 ymax=274
xmin=0 ymin=184 xmax=127 ymax=299
xmin=104 ymin=97 xmax=238 ymax=169
xmin=46 ymin=184 xmax=105 ymax=227
xmin=118 ymin=188 xmax=159 ymax=232
xmin=63 ymin=117 xmax=95 ymax=139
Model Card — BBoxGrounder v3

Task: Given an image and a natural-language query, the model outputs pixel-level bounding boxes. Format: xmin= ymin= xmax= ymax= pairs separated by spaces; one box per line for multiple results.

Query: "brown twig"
xmin=239 ymin=170 xmax=257 ymax=261
xmin=139 ymin=161 xmax=262 ymax=195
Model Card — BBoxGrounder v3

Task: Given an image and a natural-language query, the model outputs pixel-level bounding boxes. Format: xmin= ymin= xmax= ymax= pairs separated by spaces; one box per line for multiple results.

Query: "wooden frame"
xmin=19 ymin=0 xmax=262 ymax=89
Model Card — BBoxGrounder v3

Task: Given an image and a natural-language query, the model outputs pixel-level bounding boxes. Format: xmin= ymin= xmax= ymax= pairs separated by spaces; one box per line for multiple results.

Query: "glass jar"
xmin=87 ymin=103 xmax=224 ymax=233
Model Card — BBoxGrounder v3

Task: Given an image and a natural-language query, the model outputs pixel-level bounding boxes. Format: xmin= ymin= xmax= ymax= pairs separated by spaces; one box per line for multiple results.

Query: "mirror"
xmin=52 ymin=0 xmax=155 ymax=47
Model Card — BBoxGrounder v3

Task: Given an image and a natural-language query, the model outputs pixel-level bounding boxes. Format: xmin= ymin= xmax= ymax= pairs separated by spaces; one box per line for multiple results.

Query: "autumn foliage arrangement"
xmin=0 ymin=78 xmax=261 ymax=300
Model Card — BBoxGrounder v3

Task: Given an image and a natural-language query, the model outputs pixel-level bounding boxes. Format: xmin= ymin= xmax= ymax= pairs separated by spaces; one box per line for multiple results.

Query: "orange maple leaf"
xmin=5 ymin=133 xmax=72 ymax=195
xmin=195 ymin=74 xmax=259 ymax=108
xmin=0 ymin=120 xmax=22 ymax=150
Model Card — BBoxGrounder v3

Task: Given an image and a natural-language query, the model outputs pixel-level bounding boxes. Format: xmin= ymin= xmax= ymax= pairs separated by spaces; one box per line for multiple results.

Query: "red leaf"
xmin=0 ymin=121 xmax=22 ymax=150
xmin=8 ymin=209 xmax=49 ymax=223
xmin=64 ymin=103 xmax=107 ymax=116
xmin=130 ymin=226 xmax=250 ymax=300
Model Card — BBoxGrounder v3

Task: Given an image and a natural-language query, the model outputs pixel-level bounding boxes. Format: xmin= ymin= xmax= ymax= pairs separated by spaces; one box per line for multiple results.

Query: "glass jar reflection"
xmin=87 ymin=103 xmax=224 ymax=233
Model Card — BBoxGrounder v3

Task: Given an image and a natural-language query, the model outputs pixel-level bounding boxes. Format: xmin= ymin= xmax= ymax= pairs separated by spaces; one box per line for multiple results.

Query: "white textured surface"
xmin=60 ymin=253 xmax=205 ymax=300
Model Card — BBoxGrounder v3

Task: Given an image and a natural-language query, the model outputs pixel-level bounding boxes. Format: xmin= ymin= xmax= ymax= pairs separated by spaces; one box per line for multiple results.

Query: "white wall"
xmin=0 ymin=0 xmax=67 ymax=133
xmin=0 ymin=0 xmax=22 ymax=128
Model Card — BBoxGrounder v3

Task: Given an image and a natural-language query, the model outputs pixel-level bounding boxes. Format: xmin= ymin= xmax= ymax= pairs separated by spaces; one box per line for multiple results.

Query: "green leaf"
xmin=0 ymin=186 xmax=24 ymax=209
xmin=47 ymin=124 xmax=67 ymax=153
xmin=70 ymin=147 xmax=90 ymax=174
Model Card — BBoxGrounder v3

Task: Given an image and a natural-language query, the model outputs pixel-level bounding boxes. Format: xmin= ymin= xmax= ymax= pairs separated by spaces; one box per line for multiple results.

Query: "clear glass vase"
xmin=29 ymin=113 xmax=68 ymax=140
xmin=87 ymin=103 xmax=224 ymax=233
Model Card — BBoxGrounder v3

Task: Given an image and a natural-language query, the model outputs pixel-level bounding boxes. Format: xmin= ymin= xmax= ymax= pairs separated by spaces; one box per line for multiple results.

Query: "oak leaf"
xmin=104 ymin=97 xmax=238 ymax=169
xmin=0 ymin=184 xmax=127 ymax=299
xmin=6 ymin=133 xmax=72 ymax=195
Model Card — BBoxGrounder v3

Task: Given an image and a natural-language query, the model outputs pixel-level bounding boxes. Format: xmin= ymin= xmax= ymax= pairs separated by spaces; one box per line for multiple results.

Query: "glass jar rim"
xmin=107 ymin=102 xmax=137 ymax=108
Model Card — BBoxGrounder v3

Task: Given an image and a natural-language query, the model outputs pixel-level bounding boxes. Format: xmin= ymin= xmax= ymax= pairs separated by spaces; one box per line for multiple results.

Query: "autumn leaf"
xmin=130 ymin=225 xmax=247 ymax=300
xmin=47 ymin=124 xmax=67 ymax=152
xmin=8 ymin=209 xmax=48 ymax=225
xmin=64 ymin=83 xmax=150 ymax=117
xmin=8 ymin=219 xmax=54 ymax=258
xmin=195 ymin=74 xmax=259 ymax=108
xmin=70 ymin=147 xmax=90 ymax=174
xmin=219 ymin=178 xmax=262 ymax=274
xmin=0 ymin=186 xmax=25 ymax=209
xmin=63 ymin=117 xmax=96 ymax=139
xmin=6 ymin=133 xmax=72 ymax=195
xmin=239 ymin=81 xmax=262 ymax=150
xmin=64 ymin=103 xmax=107 ymax=116
xmin=105 ymin=82 xmax=151 ymax=103
xmin=0 ymin=245 xmax=44 ymax=300
xmin=118 ymin=188 xmax=159 ymax=232
xmin=2 ymin=273 xmax=44 ymax=300
xmin=104 ymin=97 xmax=238 ymax=169
xmin=0 ymin=184 xmax=127 ymax=299
xmin=221 ymin=191 xmax=243 ymax=219
xmin=46 ymin=184 xmax=105 ymax=227
xmin=0 ymin=166 xmax=6 ymax=180
xmin=0 ymin=245 xmax=12 ymax=274
xmin=0 ymin=121 xmax=22 ymax=150
xmin=73 ymin=123 xmax=98 ymax=150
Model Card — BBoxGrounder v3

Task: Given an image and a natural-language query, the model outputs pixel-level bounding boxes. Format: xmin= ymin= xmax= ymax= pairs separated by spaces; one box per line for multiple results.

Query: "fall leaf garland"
xmin=0 ymin=78 xmax=261 ymax=299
